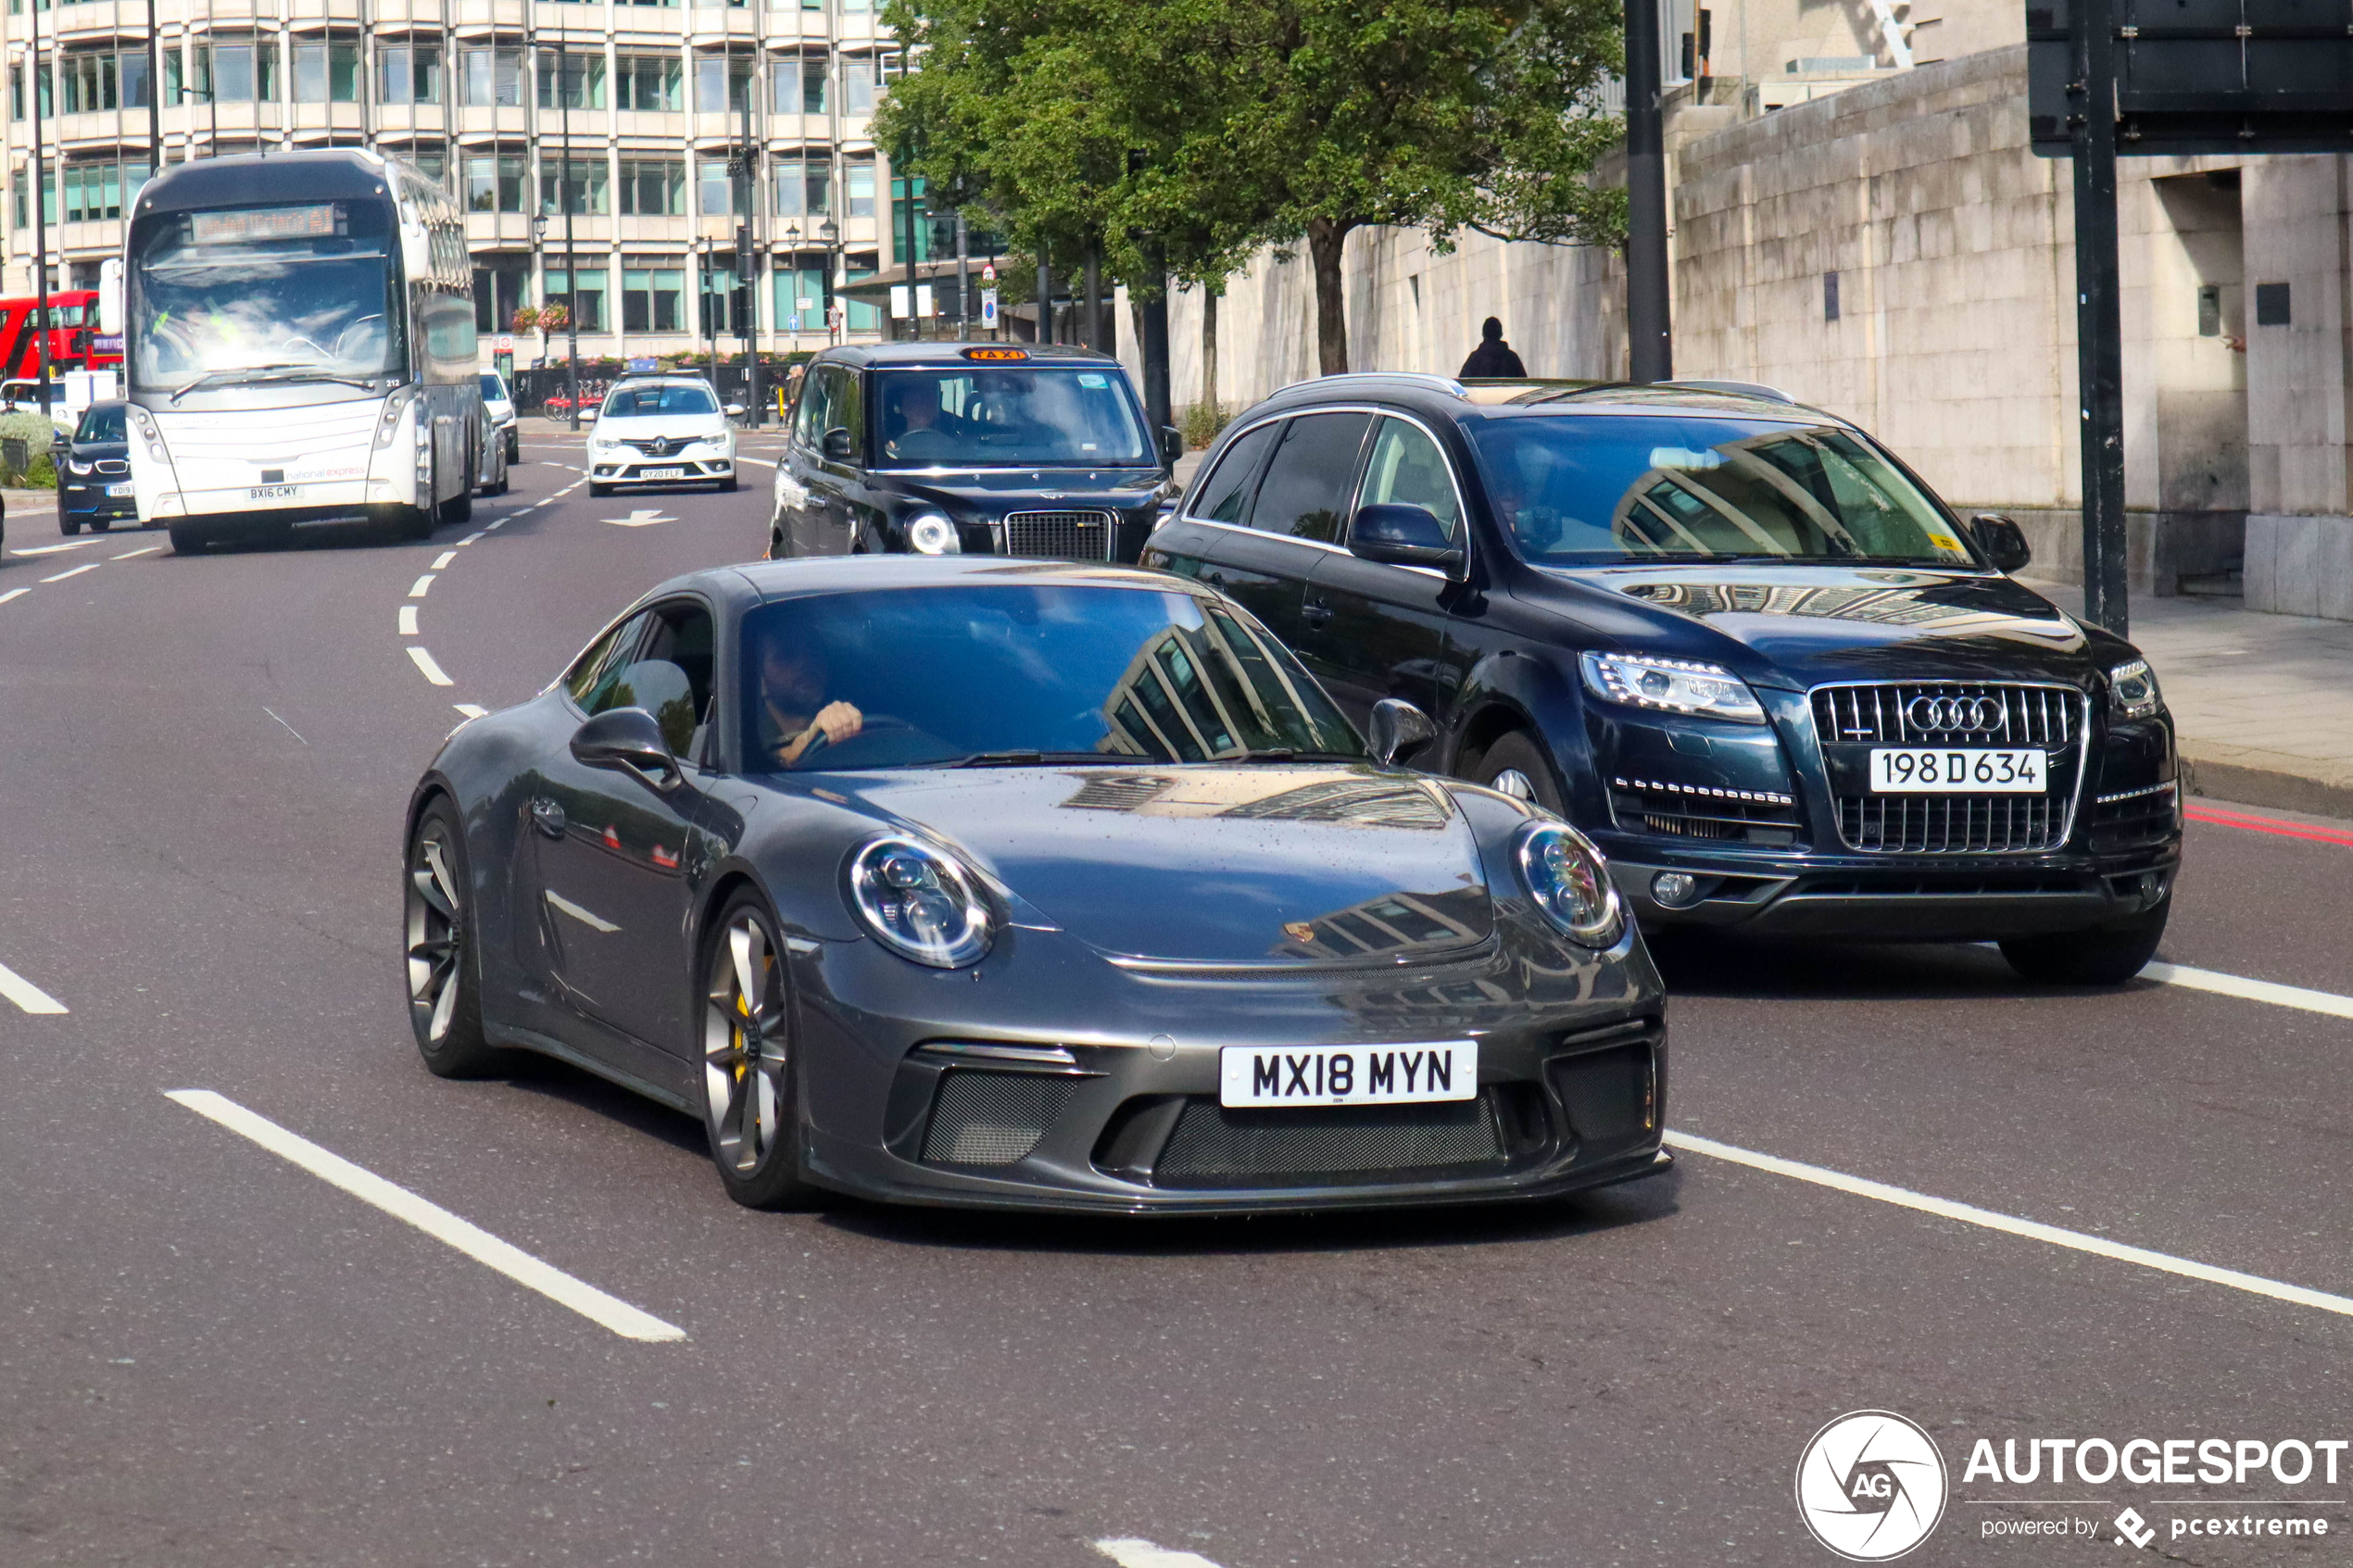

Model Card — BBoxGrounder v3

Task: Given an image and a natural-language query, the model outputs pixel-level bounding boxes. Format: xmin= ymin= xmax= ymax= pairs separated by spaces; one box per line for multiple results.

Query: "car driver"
xmin=883 ymin=379 xmax=958 ymax=462
xmin=759 ymin=622 xmax=863 ymax=767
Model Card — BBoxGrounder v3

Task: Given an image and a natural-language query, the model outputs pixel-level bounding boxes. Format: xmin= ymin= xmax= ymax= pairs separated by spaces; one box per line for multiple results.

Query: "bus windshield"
xmin=129 ymin=199 xmax=403 ymax=400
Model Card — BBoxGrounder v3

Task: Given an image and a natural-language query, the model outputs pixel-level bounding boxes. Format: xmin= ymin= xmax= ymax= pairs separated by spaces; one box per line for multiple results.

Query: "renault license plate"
xmin=641 ymin=467 xmax=686 ymax=480
xmin=1869 ymin=747 xmax=2046 ymax=792
xmin=1219 ymin=1041 xmax=1477 ymax=1107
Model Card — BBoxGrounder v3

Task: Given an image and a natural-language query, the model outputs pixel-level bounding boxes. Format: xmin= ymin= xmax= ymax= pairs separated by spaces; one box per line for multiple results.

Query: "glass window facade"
xmin=460 ymin=47 xmax=523 ymax=107
xmin=545 ymin=266 xmax=609 ymax=333
xmin=537 ymin=51 xmax=606 ymax=109
xmin=623 ymin=259 xmax=686 ymax=332
xmin=619 ymin=157 xmax=686 ymax=216
xmin=540 ymin=156 xmax=610 ymax=216
xmin=616 ymin=55 xmax=683 ymax=112
xmin=464 ymin=153 xmax=528 ymax=213
xmin=378 ymin=44 xmax=442 ymax=104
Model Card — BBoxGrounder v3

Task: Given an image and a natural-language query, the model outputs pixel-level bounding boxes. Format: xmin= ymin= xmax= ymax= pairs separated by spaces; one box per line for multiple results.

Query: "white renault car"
xmin=478 ymin=370 xmax=519 ymax=463
xmin=585 ymin=374 xmax=741 ymax=496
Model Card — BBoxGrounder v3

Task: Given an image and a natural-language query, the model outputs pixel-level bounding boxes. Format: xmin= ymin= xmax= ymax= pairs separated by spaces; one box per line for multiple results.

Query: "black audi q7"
xmin=767 ymin=342 xmax=1182 ymax=564
xmin=1141 ymin=375 xmax=2182 ymax=985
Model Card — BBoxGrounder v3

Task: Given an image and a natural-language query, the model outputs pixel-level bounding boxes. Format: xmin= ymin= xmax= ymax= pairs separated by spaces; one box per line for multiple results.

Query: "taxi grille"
xmin=1151 ymin=1094 xmax=1505 ymax=1187
xmin=1002 ymin=509 xmax=1114 ymax=560
xmin=1813 ymin=683 xmax=2084 ymax=854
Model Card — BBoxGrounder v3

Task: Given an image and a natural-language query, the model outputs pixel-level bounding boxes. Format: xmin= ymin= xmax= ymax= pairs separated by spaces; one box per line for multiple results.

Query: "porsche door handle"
xmin=1300 ymin=601 xmax=1334 ymax=625
xmin=530 ymin=797 xmax=567 ymax=837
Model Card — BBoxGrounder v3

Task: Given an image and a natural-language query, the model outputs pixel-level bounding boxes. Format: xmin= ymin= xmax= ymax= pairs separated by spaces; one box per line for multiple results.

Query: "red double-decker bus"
xmin=0 ymin=289 xmax=123 ymax=383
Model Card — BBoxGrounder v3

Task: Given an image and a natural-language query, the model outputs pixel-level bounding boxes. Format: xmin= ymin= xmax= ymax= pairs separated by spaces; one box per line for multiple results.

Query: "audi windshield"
xmin=129 ymin=200 xmax=404 ymax=407
xmin=1469 ymin=414 xmax=1981 ymax=568
xmin=873 ymin=368 xmax=1151 ymax=469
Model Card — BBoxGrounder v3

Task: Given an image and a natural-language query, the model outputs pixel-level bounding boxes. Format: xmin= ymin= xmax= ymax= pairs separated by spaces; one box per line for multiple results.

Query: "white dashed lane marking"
xmin=408 ymin=646 xmax=453 ymax=686
xmin=2143 ymin=961 xmax=2353 ymax=1022
xmin=0 ymin=588 xmax=28 ymax=607
xmin=41 ymin=562 xmax=97 ymax=583
xmin=430 ymin=550 xmax=457 ymax=570
xmin=1095 ymin=1541 xmax=1227 ymax=1568
xmin=0 ymin=958 xmax=68 ymax=1014
xmin=397 ymin=605 xmax=419 ymax=635
xmin=10 ymin=539 xmax=94 ymax=557
xmin=457 ymin=531 xmax=484 ymax=546
xmin=111 ymin=545 xmax=160 ymax=559
xmin=408 ymin=574 xmax=434 ymax=597
xmin=453 ymin=703 xmax=488 ymax=720
xmin=1670 ymin=1130 xmax=2353 ymax=1321
xmin=164 ymin=1090 xmax=686 ymax=1343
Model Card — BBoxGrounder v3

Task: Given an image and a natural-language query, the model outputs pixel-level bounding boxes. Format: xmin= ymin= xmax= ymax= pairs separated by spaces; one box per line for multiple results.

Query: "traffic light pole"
xmin=2070 ymin=0 xmax=2129 ymax=634
xmin=1624 ymin=0 xmax=1672 ymax=383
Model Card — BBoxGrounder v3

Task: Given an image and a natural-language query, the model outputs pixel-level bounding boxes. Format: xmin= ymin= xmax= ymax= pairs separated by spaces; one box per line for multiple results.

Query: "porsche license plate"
xmin=1219 ymin=1042 xmax=1477 ymax=1108
xmin=248 ymin=484 xmax=296 ymax=500
xmin=1869 ymin=747 xmax=2046 ymax=793
xmin=640 ymin=467 xmax=686 ymax=480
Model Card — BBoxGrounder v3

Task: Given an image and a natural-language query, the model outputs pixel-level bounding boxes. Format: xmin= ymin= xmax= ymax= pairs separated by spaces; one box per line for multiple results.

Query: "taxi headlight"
xmin=848 ymin=837 xmax=993 ymax=968
xmin=1516 ymin=822 xmax=1624 ymax=948
xmin=2108 ymin=658 xmax=2162 ymax=721
xmin=905 ymin=512 xmax=960 ymax=555
xmin=1580 ymin=651 xmax=1767 ymax=724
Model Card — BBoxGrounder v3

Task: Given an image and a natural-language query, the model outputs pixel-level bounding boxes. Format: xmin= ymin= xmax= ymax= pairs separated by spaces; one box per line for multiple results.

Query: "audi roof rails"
xmin=1660 ymin=378 xmax=1797 ymax=403
xmin=1295 ymin=371 xmax=1470 ymax=398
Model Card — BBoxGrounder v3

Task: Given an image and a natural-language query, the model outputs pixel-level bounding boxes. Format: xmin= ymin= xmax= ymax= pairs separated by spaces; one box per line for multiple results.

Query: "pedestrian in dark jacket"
xmin=1459 ymin=317 xmax=1528 ymax=379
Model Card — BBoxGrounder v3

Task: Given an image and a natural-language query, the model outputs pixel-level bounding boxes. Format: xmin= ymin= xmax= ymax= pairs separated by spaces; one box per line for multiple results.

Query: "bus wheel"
xmin=167 ymin=521 xmax=209 ymax=555
xmin=441 ymin=458 xmax=474 ymax=523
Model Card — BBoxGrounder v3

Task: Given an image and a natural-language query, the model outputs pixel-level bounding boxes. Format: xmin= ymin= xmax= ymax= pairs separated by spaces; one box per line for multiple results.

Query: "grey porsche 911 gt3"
xmin=403 ymin=558 xmax=1670 ymax=1213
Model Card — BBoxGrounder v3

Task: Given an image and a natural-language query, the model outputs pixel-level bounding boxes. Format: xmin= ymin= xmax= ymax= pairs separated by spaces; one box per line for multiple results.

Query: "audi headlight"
xmin=849 ymin=837 xmax=993 ymax=968
xmin=1516 ymin=822 xmax=1624 ymax=948
xmin=1580 ymin=651 xmax=1767 ymax=723
xmin=2108 ymin=658 xmax=2162 ymax=721
xmin=905 ymin=512 xmax=961 ymax=556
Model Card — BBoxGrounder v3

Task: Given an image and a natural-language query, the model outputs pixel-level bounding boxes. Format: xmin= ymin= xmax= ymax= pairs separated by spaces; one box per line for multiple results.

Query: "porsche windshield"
xmin=873 ymin=368 xmax=1151 ymax=468
xmin=1469 ymin=415 xmax=1978 ymax=568
xmin=741 ymin=585 xmax=1361 ymax=771
xmin=129 ymin=199 xmax=403 ymax=400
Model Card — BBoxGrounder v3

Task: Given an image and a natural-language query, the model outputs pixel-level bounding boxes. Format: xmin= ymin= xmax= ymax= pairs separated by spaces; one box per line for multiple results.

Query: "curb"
xmin=2181 ymin=740 xmax=2353 ymax=822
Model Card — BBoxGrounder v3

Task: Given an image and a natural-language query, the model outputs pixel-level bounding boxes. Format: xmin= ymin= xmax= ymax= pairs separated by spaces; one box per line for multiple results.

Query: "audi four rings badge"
xmin=1906 ymin=695 xmax=2007 ymax=733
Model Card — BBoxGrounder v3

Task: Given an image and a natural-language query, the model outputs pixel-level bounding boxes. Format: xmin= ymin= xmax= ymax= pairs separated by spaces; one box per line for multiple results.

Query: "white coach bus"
xmin=111 ymin=148 xmax=501 ymax=553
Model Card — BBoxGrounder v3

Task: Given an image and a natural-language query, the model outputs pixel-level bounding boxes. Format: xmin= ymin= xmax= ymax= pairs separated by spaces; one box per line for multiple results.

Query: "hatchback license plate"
xmin=1869 ymin=747 xmax=2046 ymax=792
xmin=105 ymin=482 xmax=133 ymax=497
xmin=1219 ymin=1041 xmax=1477 ymax=1108
xmin=640 ymin=467 xmax=686 ymax=480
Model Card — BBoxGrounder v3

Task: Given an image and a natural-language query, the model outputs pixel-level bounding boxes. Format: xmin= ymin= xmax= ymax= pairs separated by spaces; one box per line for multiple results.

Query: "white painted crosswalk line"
xmin=2142 ymin=961 xmax=2353 ymax=1022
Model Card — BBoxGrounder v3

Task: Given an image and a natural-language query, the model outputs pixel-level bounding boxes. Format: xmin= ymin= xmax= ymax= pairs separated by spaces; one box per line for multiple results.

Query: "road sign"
xmin=497 ymin=333 xmax=514 ymax=353
xmin=980 ymin=289 xmax=999 ymax=330
xmin=981 ymin=260 xmax=997 ymax=283
xmin=787 ymin=314 xmax=801 ymax=332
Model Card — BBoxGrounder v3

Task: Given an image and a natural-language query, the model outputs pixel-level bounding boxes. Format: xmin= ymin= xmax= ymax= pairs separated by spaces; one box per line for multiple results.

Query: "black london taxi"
xmin=766 ymin=343 xmax=1184 ymax=564
xmin=1143 ymin=373 xmax=2183 ymax=985
xmin=57 ymin=400 xmax=137 ymax=535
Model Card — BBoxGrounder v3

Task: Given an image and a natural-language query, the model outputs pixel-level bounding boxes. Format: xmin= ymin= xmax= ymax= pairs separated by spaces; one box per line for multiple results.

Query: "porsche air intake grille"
xmin=1812 ymin=683 xmax=2084 ymax=854
xmin=1002 ymin=510 xmax=1115 ymax=561
xmin=1151 ymin=1094 xmax=1505 ymax=1187
xmin=920 ymin=1071 xmax=1077 ymax=1166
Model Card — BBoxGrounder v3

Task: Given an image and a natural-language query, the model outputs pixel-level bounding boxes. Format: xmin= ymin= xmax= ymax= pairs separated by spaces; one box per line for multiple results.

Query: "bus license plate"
xmin=105 ymin=483 xmax=133 ymax=497
xmin=641 ymin=467 xmax=686 ymax=481
xmin=1219 ymin=1042 xmax=1477 ymax=1108
xmin=248 ymin=484 xmax=297 ymax=500
xmin=1869 ymin=747 xmax=2046 ymax=793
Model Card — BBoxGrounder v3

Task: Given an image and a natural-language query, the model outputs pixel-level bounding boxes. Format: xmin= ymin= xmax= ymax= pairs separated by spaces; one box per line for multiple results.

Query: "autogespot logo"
xmin=1796 ymin=1411 xmax=1951 ymax=1561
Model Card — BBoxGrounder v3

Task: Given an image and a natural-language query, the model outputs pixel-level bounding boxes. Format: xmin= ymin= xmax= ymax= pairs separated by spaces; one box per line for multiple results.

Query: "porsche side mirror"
xmin=1968 ymin=512 xmax=2032 ymax=574
xmin=1351 ymin=503 xmax=1465 ymax=574
xmin=571 ymin=707 xmax=684 ymax=792
xmin=1369 ymin=697 xmax=1437 ymax=768
xmin=822 ymin=427 xmax=855 ymax=462
xmin=1160 ymin=425 xmax=1185 ymax=465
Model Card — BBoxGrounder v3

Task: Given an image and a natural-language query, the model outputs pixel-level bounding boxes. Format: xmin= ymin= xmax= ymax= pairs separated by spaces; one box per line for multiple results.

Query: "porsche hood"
xmin=837 ymin=765 xmax=1496 ymax=967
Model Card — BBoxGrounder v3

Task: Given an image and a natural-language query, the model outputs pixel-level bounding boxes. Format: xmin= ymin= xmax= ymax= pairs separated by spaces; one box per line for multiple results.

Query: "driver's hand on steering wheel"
xmin=779 ymin=700 xmax=864 ymax=765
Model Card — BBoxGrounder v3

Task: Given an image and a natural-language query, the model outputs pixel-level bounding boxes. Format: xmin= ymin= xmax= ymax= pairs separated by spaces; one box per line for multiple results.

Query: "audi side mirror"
xmin=1370 ymin=698 xmax=1438 ymax=768
xmin=822 ymin=426 xmax=855 ymax=462
xmin=1160 ymin=425 xmax=1185 ymax=466
xmin=1968 ymin=512 xmax=2032 ymax=574
xmin=1350 ymin=503 xmax=1465 ymax=574
xmin=571 ymin=707 xmax=684 ymax=793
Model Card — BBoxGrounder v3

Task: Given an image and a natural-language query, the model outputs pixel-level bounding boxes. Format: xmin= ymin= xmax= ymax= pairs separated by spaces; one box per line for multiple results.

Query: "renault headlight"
xmin=2108 ymin=658 xmax=2162 ymax=721
xmin=905 ymin=512 xmax=960 ymax=556
xmin=1516 ymin=822 xmax=1624 ymax=948
xmin=1580 ymin=651 xmax=1766 ymax=723
xmin=849 ymin=837 xmax=993 ymax=968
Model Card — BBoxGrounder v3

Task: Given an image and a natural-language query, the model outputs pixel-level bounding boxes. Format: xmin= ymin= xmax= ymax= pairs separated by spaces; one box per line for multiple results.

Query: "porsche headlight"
xmin=849 ymin=837 xmax=993 ymax=968
xmin=2108 ymin=658 xmax=2162 ymax=721
xmin=1516 ymin=822 xmax=1624 ymax=948
xmin=905 ymin=512 xmax=960 ymax=556
xmin=1580 ymin=651 xmax=1766 ymax=723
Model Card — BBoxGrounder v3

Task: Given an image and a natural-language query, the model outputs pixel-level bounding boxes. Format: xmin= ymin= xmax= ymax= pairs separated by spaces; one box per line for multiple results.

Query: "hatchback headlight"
xmin=1580 ymin=651 xmax=1767 ymax=723
xmin=1516 ymin=822 xmax=1625 ymax=948
xmin=2108 ymin=658 xmax=2162 ymax=721
xmin=67 ymin=458 xmax=92 ymax=475
xmin=849 ymin=837 xmax=993 ymax=968
xmin=905 ymin=512 xmax=960 ymax=555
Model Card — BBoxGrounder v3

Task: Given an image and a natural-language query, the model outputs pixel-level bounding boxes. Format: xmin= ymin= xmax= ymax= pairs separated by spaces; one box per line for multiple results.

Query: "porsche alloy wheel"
xmin=405 ymin=800 xmax=499 ymax=1076
xmin=699 ymin=895 xmax=818 ymax=1209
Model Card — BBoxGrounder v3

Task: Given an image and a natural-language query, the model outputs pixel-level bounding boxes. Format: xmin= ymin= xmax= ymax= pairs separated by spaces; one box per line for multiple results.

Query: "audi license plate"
xmin=248 ymin=484 xmax=296 ymax=500
xmin=1220 ymin=1041 xmax=1477 ymax=1108
xmin=1869 ymin=748 xmax=2046 ymax=793
xmin=640 ymin=467 xmax=686 ymax=481
xmin=105 ymin=483 xmax=133 ymax=497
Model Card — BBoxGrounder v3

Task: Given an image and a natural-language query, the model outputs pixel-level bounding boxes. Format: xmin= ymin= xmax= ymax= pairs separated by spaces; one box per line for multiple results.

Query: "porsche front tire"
xmin=699 ymin=891 xmax=822 ymax=1210
xmin=405 ymin=798 xmax=504 ymax=1077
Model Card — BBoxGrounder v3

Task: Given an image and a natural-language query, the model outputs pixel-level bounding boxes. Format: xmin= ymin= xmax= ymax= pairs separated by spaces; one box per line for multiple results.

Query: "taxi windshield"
xmin=873 ymin=368 xmax=1151 ymax=468
xmin=741 ymin=584 xmax=1360 ymax=771
xmin=1468 ymin=414 xmax=1979 ymax=568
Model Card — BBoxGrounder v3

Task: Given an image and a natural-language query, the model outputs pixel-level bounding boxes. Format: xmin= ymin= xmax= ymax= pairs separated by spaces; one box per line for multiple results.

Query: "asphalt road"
xmin=4 ymin=439 xmax=2350 ymax=1567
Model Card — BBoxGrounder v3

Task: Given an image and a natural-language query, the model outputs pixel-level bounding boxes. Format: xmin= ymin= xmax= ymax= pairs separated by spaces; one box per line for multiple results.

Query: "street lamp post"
xmin=817 ymin=216 xmax=839 ymax=345
xmin=531 ymin=212 xmax=548 ymax=378
xmin=28 ymin=14 xmax=49 ymax=408
xmin=782 ymin=221 xmax=800 ymax=358
xmin=558 ymin=41 xmax=579 ymax=432
xmin=695 ymin=234 xmax=716 ymax=374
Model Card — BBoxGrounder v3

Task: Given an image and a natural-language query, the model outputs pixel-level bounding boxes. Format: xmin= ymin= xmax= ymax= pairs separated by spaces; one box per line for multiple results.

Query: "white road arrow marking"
xmin=604 ymin=508 xmax=676 ymax=528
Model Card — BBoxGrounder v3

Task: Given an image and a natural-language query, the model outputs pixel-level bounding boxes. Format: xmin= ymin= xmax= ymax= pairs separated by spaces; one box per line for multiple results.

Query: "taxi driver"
xmin=759 ymin=621 xmax=863 ymax=767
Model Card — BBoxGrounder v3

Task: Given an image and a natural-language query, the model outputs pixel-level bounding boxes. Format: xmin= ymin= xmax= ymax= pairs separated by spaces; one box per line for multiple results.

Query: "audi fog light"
xmin=905 ymin=513 xmax=961 ymax=555
xmin=849 ymin=837 xmax=993 ymax=968
xmin=1651 ymin=871 xmax=1700 ymax=909
xmin=1516 ymin=822 xmax=1625 ymax=947
xmin=1580 ymin=651 xmax=1767 ymax=723
xmin=2108 ymin=659 xmax=2162 ymax=721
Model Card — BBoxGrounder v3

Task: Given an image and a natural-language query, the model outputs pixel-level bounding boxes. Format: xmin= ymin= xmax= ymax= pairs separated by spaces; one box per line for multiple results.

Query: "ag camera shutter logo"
xmin=1795 ymin=1411 xmax=1949 ymax=1561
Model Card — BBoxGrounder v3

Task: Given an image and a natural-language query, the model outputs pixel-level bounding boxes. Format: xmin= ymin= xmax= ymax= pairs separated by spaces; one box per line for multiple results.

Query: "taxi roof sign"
xmin=963 ymin=346 xmax=1028 ymax=361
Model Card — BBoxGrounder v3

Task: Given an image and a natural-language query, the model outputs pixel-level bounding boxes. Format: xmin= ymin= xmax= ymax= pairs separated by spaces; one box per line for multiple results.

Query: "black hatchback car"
xmin=1143 ymin=375 xmax=2183 ymax=985
xmin=767 ymin=343 xmax=1183 ymax=564
xmin=56 ymin=400 xmax=136 ymax=535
